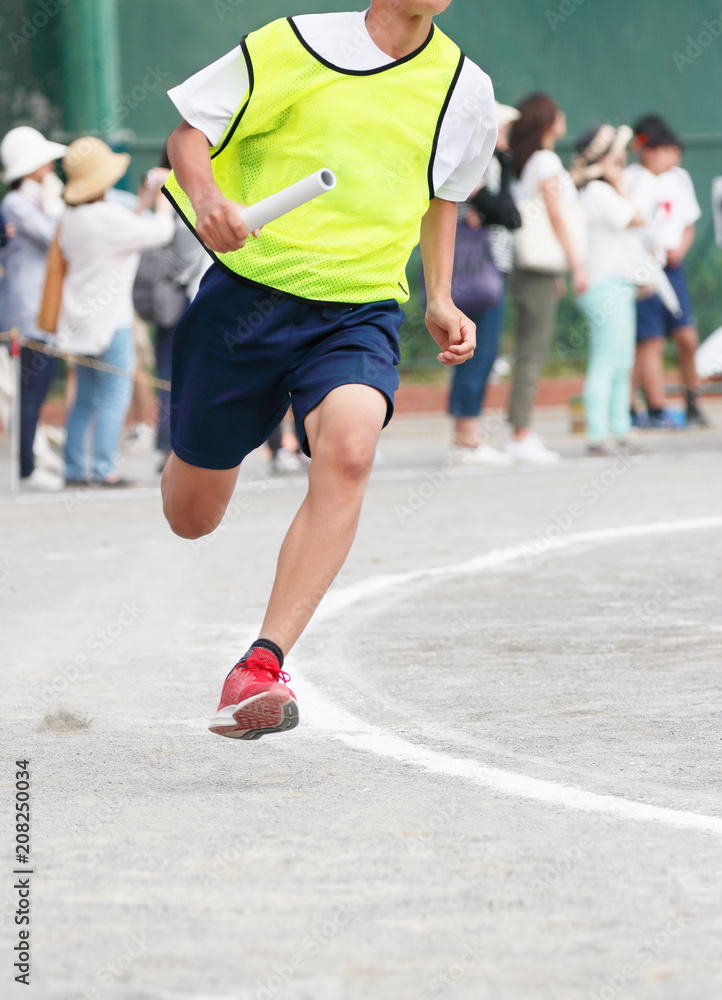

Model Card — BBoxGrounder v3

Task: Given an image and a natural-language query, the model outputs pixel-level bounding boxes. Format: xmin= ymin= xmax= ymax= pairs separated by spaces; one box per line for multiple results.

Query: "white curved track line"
xmin=299 ymin=516 xmax=722 ymax=838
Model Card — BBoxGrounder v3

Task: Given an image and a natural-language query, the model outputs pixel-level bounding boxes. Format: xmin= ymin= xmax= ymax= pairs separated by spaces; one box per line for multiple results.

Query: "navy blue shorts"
xmin=636 ymin=264 xmax=695 ymax=343
xmin=170 ymin=266 xmax=403 ymax=469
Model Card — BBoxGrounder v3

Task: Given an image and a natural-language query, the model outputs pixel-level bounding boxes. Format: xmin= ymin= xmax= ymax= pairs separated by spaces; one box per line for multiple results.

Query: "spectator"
xmin=506 ymin=93 xmax=587 ymax=463
xmin=625 ymin=114 xmax=709 ymax=428
xmin=132 ymin=148 xmax=211 ymax=471
xmin=0 ymin=126 xmax=68 ymax=490
xmin=57 ymin=137 xmax=175 ymax=486
xmin=448 ymin=102 xmax=520 ymax=466
xmin=571 ymin=123 xmax=645 ymax=455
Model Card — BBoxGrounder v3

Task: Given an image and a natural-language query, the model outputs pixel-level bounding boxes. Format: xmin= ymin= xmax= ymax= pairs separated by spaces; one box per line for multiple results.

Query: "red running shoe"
xmin=208 ymin=645 xmax=299 ymax=740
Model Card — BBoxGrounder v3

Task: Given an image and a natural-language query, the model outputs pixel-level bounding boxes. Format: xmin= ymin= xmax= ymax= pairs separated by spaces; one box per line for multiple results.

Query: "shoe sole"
xmin=208 ymin=690 xmax=299 ymax=740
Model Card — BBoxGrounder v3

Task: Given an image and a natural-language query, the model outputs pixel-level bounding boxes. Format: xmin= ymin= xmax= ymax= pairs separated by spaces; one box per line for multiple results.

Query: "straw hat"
xmin=496 ymin=102 xmax=520 ymax=130
xmin=570 ymin=123 xmax=634 ymax=185
xmin=63 ymin=137 xmax=130 ymax=205
xmin=1 ymin=126 xmax=68 ymax=184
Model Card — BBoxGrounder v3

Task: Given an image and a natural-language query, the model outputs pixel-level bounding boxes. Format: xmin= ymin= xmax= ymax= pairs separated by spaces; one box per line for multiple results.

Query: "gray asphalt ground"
xmin=1 ymin=401 xmax=721 ymax=1000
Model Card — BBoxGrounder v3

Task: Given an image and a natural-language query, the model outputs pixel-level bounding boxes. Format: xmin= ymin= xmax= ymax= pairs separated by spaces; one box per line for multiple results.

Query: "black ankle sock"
xmin=248 ymin=638 xmax=284 ymax=668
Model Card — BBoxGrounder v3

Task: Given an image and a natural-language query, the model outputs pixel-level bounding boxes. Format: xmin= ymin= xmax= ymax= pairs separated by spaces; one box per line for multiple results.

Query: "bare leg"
xmin=673 ymin=325 xmax=699 ymax=392
xmin=259 ymin=384 xmax=387 ymax=654
xmin=161 ymin=452 xmax=241 ymax=539
xmin=635 ymin=338 xmax=666 ymax=410
xmin=454 ymin=417 xmax=478 ymax=447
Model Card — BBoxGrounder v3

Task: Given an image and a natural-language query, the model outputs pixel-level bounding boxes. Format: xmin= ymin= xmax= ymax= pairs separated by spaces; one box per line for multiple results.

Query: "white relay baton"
xmin=653 ymin=268 xmax=683 ymax=319
xmin=240 ymin=168 xmax=337 ymax=232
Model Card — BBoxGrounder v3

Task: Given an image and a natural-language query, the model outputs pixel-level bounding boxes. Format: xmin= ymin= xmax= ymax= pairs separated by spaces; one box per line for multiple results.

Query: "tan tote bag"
xmin=514 ymin=196 xmax=587 ymax=275
xmin=37 ymin=233 xmax=67 ymax=335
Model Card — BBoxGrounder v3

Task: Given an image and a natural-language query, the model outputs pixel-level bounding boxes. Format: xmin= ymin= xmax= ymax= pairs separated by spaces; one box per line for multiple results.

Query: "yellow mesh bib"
xmin=165 ymin=16 xmax=463 ymax=303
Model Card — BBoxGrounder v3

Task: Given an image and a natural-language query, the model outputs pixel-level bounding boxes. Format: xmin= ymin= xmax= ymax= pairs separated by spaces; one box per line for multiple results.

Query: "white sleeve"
xmin=104 ymin=207 xmax=176 ymax=254
xmin=434 ymin=60 xmax=497 ymax=202
xmin=167 ymin=47 xmax=250 ymax=147
xmin=679 ymin=169 xmax=702 ymax=227
xmin=587 ymin=182 xmax=636 ymax=230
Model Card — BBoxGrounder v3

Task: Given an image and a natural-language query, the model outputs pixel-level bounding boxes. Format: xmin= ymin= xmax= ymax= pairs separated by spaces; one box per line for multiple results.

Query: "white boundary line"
xmin=295 ymin=517 xmax=722 ymax=838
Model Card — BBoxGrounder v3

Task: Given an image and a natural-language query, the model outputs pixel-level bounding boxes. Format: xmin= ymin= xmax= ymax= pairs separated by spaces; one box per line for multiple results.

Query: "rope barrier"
xmin=0 ymin=328 xmax=171 ymax=390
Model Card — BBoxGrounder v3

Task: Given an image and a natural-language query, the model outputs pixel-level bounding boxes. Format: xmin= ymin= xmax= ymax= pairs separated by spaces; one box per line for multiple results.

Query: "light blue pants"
xmin=65 ymin=327 xmax=135 ymax=481
xmin=577 ymin=280 xmax=636 ymax=444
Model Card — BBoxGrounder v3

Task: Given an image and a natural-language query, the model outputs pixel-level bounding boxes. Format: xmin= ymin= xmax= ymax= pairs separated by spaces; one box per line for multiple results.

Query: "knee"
xmin=675 ymin=327 xmax=698 ymax=353
xmin=164 ymin=502 xmax=221 ymax=540
xmin=316 ymin=432 xmax=376 ymax=484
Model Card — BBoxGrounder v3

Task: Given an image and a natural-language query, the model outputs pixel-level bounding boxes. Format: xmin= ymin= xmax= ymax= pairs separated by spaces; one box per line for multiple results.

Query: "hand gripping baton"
xmin=240 ymin=168 xmax=337 ymax=232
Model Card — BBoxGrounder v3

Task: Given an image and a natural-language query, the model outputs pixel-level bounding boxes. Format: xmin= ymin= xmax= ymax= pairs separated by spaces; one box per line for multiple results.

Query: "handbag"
xmin=514 ymin=196 xmax=587 ymax=274
xmin=421 ymin=220 xmax=504 ymax=315
xmin=37 ymin=232 xmax=67 ymax=334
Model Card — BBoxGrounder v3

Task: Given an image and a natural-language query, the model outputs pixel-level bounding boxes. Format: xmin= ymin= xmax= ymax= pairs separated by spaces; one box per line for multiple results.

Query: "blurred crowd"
xmin=443 ymin=95 xmax=711 ymax=469
xmin=0 ymin=94 xmax=714 ymax=491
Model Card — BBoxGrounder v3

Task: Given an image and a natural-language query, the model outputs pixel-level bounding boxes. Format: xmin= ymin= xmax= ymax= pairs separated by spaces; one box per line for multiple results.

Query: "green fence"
xmin=2 ymin=0 xmax=721 ymax=369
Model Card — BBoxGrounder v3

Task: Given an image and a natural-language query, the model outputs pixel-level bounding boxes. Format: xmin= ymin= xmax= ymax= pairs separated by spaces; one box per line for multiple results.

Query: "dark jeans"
xmin=20 ymin=345 xmax=58 ymax=479
xmin=155 ymin=323 xmax=175 ymax=454
xmin=448 ymin=287 xmax=506 ymax=419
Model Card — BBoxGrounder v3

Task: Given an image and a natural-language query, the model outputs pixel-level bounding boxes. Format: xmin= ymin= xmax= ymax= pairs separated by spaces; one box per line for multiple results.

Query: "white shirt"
xmin=579 ymin=180 xmax=643 ymax=287
xmin=513 ymin=149 xmax=577 ymax=204
xmin=624 ymin=163 xmax=701 ymax=254
xmin=167 ymin=10 xmax=497 ymax=203
xmin=57 ymin=201 xmax=175 ymax=356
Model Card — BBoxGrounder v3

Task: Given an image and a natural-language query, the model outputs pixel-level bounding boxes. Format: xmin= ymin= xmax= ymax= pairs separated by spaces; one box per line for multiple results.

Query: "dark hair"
xmin=632 ymin=113 xmax=683 ymax=151
xmin=509 ymin=93 xmax=559 ymax=177
xmin=9 ymin=178 xmax=22 ymax=191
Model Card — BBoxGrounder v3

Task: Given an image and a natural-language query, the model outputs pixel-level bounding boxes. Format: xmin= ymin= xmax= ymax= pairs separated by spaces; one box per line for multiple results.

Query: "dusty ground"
xmin=1 ymin=403 xmax=721 ymax=1000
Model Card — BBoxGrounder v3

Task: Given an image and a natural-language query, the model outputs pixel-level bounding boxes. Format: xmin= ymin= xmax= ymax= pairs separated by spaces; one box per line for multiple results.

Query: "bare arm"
xmin=166 ymin=121 xmax=256 ymax=253
xmin=542 ymin=175 xmax=587 ymax=294
xmin=667 ymin=224 xmax=695 ymax=268
xmin=419 ymin=197 xmax=476 ymax=366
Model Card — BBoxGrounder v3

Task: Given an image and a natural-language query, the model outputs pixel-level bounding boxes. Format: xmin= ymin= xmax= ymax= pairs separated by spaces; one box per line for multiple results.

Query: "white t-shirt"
xmin=579 ymin=180 xmax=645 ymax=287
xmin=57 ymin=201 xmax=175 ymax=356
xmin=624 ymin=163 xmax=701 ymax=254
xmin=513 ymin=149 xmax=577 ymax=204
xmin=167 ymin=10 xmax=497 ymax=203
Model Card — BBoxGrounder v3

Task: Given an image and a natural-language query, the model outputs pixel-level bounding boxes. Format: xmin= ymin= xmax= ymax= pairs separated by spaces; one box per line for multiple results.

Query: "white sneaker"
xmin=504 ymin=432 xmax=561 ymax=464
xmin=269 ymin=447 xmax=303 ymax=474
xmin=451 ymin=443 xmax=513 ymax=466
xmin=123 ymin=422 xmax=156 ymax=452
xmin=21 ymin=467 xmax=63 ymax=491
xmin=33 ymin=425 xmax=64 ymax=474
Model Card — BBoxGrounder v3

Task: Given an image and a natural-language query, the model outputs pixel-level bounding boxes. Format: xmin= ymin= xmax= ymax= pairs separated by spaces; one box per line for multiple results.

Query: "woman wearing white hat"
xmin=57 ymin=137 xmax=174 ymax=487
xmin=0 ymin=126 xmax=68 ymax=490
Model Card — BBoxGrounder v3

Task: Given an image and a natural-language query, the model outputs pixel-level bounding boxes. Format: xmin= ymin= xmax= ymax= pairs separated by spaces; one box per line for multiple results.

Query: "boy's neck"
xmin=365 ymin=4 xmax=433 ymax=60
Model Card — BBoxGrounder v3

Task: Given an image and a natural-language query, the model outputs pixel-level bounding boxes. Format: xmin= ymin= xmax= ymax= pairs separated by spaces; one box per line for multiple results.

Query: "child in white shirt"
xmin=624 ymin=114 xmax=708 ymax=428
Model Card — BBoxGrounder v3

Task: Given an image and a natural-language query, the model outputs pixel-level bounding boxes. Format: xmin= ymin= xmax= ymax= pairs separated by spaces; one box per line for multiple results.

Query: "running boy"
xmin=162 ymin=1 xmax=497 ymax=739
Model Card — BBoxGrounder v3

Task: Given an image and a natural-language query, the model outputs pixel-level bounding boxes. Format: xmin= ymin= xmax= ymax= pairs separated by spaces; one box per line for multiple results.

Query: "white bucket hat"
xmin=1 ymin=126 xmax=68 ymax=184
xmin=496 ymin=102 xmax=520 ymax=130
